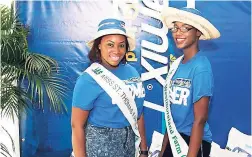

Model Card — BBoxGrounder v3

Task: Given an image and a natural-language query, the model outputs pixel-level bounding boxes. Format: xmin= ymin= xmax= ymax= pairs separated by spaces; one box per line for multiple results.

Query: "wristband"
xmin=140 ymin=150 xmax=148 ymax=155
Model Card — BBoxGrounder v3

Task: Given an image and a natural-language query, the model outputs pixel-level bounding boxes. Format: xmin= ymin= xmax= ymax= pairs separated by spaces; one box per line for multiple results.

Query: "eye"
xmin=107 ymin=43 xmax=114 ymax=47
xmin=181 ymin=26 xmax=193 ymax=32
xmin=119 ymin=44 xmax=125 ymax=48
xmin=181 ymin=27 xmax=188 ymax=31
xmin=170 ymin=27 xmax=177 ymax=33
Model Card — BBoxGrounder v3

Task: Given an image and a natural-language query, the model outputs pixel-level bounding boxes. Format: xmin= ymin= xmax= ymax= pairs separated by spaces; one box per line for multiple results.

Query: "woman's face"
xmin=99 ymin=34 xmax=127 ymax=69
xmin=171 ymin=21 xmax=201 ymax=50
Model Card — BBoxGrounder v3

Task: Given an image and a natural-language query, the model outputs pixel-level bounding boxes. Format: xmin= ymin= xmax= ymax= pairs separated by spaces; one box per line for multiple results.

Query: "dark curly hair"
xmin=88 ymin=35 xmax=129 ymax=64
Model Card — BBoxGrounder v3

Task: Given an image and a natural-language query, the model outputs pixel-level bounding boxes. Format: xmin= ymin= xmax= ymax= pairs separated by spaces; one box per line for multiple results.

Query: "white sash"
xmin=85 ymin=63 xmax=141 ymax=157
xmin=163 ymin=55 xmax=189 ymax=157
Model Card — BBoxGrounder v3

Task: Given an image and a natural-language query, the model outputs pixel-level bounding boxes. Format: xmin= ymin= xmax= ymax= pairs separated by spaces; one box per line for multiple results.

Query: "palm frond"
xmin=0 ymin=143 xmax=12 ymax=157
xmin=25 ymin=53 xmax=57 ymax=75
xmin=0 ymin=126 xmax=15 ymax=157
xmin=1 ymin=3 xmax=69 ymax=120
xmin=1 ymin=82 xmax=30 ymax=118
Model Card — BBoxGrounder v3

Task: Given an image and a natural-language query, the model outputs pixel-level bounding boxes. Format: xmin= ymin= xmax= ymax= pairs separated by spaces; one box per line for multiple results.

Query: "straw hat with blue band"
xmin=162 ymin=7 xmax=221 ymax=40
xmin=87 ymin=18 xmax=136 ymax=51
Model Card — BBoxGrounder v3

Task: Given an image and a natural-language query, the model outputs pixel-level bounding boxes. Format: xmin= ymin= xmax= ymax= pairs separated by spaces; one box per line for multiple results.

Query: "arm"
xmin=159 ymin=132 xmax=169 ymax=157
xmin=187 ymin=97 xmax=210 ymax=157
xmin=71 ymin=107 xmax=89 ymax=157
xmin=137 ymin=113 xmax=148 ymax=156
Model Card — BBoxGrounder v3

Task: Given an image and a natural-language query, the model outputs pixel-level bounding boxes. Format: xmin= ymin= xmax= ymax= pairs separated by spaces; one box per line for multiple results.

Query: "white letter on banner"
xmin=187 ymin=0 xmax=195 ymax=8
xmin=142 ymin=0 xmax=168 ymax=12
xmin=140 ymin=6 xmax=168 ymax=53
xmin=141 ymin=48 xmax=167 ymax=85
xmin=113 ymin=0 xmax=139 ymax=20
xmin=141 ymin=48 xmax=167 ymax=64
xmin=113 ymin=0 xmax=138 ymax=49
xmin=139 ymin=1 xmax=169 ymax=86
xmin=141 ymin=56 xmax=167 ymax=85
xmin=139 ymin=1 xmax=169 ymax=112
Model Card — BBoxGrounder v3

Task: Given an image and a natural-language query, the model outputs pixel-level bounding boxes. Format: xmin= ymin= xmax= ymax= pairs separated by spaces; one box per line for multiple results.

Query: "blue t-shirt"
xmin=169 ymin=53 xmax=214 ymax=142
xmin=72 ymin=63 xmax=145 ymax=128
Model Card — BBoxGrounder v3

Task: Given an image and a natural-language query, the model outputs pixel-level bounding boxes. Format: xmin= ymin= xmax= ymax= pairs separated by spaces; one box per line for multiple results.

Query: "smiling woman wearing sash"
xmin=159 ymin=7 xmax=221 ymax=157
xmin=71 ymin=18 xmax=148 ymax=157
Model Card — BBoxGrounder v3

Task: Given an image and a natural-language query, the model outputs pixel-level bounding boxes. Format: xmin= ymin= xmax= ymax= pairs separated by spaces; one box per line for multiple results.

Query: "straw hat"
xmin=162 ymin=7 xmax=220 ymax=40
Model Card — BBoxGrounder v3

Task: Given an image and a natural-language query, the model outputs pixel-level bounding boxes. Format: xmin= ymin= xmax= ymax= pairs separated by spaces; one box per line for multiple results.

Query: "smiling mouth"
xmin=176 ymin=38 xmax=186 ymax=44
xmin=109 ymin=54 xmax=120 ymax=61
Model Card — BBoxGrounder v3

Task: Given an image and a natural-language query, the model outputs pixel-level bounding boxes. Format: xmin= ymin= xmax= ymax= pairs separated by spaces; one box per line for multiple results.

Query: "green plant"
xmin=1 ymin=3 xmax=68 ymax=120
xmin=0 ymin=126 xmax=14 ymax=157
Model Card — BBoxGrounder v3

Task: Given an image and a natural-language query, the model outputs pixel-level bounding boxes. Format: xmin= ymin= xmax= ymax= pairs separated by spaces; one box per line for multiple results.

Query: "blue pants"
xmin=85 ymin=124 xmax=135 ymax=157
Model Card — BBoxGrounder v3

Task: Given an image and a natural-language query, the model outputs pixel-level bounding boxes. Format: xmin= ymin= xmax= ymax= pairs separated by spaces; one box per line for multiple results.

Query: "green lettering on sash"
xmin=176 ymin=147 xmax=181 ymax=154
xmin=93 ymin=67 xmax=103 ymax=74
xmin=172 ymin=136 xmax=181 ymax=154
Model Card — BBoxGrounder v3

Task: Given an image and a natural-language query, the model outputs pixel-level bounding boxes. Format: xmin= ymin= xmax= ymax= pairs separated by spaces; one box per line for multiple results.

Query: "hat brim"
xmin=87 ymin=29 xmax=136 ymax=51
xmin=162 ymin=7 xmax=220 ymax=40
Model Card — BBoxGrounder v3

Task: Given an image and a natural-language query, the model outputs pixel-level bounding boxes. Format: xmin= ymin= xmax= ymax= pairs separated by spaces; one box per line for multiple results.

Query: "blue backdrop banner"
xmin=17 ymin=1 xmax=251 ymax=157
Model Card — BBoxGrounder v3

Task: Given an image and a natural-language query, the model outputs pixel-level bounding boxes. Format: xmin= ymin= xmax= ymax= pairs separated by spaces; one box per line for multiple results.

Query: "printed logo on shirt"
xmin=124 ymin=77 xmax=145 ymax=99
xmin=124 ymin=77 xmax=141 ymax=84
xmin=170 ymin=78 xmax=191 ymax=106
xmin=172 ymin=78 xmax=191 ymax=88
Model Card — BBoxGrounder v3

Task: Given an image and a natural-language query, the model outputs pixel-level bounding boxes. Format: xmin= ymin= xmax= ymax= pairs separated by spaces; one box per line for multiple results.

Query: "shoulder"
xmin=75 ymin=71 xmax=97 ymax=87
xmin=194 ymin=55 xmax=212 ymax=73
xmin=121 ymin=63 xmax=137 ymax=70
xmin=120 ymin=63 xmax=140 ymax=76
xmin=195 ymin=55 xmax=211 ymax=66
